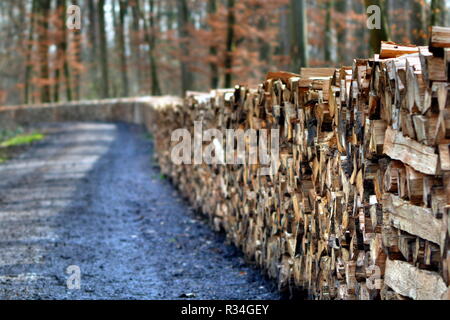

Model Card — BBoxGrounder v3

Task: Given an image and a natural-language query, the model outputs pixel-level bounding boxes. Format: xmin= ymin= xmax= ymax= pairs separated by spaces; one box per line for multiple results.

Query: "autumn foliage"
xmin=0 ymin=0 xmax=447 ymax=105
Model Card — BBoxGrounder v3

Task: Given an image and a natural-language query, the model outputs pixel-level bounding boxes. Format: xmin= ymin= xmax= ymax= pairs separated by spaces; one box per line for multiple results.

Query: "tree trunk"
xmin=208 ymin=0 xmax=219 ymax=89
xmin=69 ymin=0 xmax=82 ymax=100
xmin=24 ymin=0 xmax=37 ymax=104
xmin=98 ymin=0 xmax=110 ymax=98
xmin=324 ymin=0 xmax=334 ymax=63
xmin=365 ymin=0 xmax=391 ymax=55
xmin=165 ymin=1 xmax=177 ymax=31
xmin=130 ymin=0 xmax=143 ymax=95
xmin=431 ymin=0 xmax=446 ymax=27
xmin=141 ymin=0 xmax=162 ymax=95
xmin=36 ymin=0 xmax=51 ymax=103
xmin=291 ymin=0 xmax=309 ymax=72
xmin=257 ymin=3 xmax=271 ymax=76
xmin=335 ymin=0 xmax=348 ymax=64
xmin=177 ymin=0 xmax=194 ymax=94
xmin=224 ymin=0 xmax=235 ymax=88
xmin=148 ymin=0 xmax=162 ymax=95
xmin=411 ymin=0 xmax=426 ymax=45
xmin=277 ymin=4 xmax=291 ymax=70
xmin=88 ymin=0 xmax=99 ymax=97
xmin=54 ymin=0 xmax=72 ymax=102
xmin=354 ymin=0 xmax=367 ymax=58
xmin=112 ymin=0 xmax=119 ymax=97
xmin=118 ymin=0 xmax=129 ymax=97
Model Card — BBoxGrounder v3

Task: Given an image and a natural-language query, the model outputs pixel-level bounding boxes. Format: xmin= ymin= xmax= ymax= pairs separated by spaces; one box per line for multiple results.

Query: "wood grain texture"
xmin=385 ymin=259 xmax=447 ymax=300
xmin=383 ymin=127 xmax=438 ymax=175
xmin=382 ymin=194 xmax=445 ymax=246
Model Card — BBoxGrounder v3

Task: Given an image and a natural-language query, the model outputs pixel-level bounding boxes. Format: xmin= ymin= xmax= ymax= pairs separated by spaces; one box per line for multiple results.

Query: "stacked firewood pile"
xmin=149 ymin=27 xmax=450 ymax=300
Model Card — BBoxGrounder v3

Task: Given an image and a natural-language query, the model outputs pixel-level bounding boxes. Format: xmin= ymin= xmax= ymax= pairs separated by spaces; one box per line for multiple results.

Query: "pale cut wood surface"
xmin=431 ymin=26 xmax=450 ymax=48
xmin=385 ymin=259 xmax=447 ymax=300
xmin=382 ymin=194 xmax=445 ymax=246
xmin=383 ymin=127 xmax=438 ymax=175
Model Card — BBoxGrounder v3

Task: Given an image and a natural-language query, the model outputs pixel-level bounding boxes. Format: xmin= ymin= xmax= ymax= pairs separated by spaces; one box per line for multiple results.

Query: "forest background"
xmin=0 ymin=0 xmax=448 ymax=105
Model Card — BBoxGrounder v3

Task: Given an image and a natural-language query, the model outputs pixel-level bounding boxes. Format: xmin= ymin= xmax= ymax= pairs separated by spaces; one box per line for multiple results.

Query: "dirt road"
xmin=0 ymin=122 xmax=279 ymax=300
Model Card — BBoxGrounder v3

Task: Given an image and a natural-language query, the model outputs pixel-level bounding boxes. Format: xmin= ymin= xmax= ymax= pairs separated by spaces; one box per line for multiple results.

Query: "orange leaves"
xmin=181 ymin=0 xmax=289 ymax=87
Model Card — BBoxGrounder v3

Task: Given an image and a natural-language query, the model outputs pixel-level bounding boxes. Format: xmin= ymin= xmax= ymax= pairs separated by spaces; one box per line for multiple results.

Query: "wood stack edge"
xmin=149 ymin=27 xmax=450 ymax=300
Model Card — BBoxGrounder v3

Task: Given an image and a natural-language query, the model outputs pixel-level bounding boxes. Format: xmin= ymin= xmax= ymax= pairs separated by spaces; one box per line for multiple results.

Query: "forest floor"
xmin=0 ymin=122 xmax=279 ymax=300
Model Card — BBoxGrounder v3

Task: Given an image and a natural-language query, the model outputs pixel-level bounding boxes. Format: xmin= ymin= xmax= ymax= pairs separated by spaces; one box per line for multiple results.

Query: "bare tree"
xmin=335 ymin=0 xmax=348 ymax=64
xmin=431 ymin=0 xmax=446 ymax=26
xmin=224 ymin=0 xmax=235 ymax=88
xmin=54 ymin=0 xmax=72 ymax=102
xmin=24 ymin=0 xmax=37 ymax=104
xmin=177 ymin=0 xmax=194 ymax=94
xmin=365 ymin=0 xmax=390 ymax=54
xmin=36 ymin=0 xmax=51 ymax=103
xmin=291 ymin=0 xmax=309 ymax=71
xmin=71 ymin=0 xmax=82 ymax=100
xmin=87 ymin=0 xmax=99 ymax=97
xmin=142 ymin=0 xmax=162 ymax=95
xmin=98 ymin=0 xmax=110 ymax=98
xmin=130 ymin=0 xmax=142 ymax=95
xmin=118 ymin=0 xmax=129 ymax=97
xmin=411 ymin=0 xmax=427 ymax=45
xmin=324 ymin=0 xmax=334 ymax=63
xmin=208 ymin=0 xmax=219 ymax=89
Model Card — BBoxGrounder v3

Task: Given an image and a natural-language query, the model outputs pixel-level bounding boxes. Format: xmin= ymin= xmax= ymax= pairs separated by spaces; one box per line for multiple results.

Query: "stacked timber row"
xmin=149 ymin=27 xmax=450 ymax=300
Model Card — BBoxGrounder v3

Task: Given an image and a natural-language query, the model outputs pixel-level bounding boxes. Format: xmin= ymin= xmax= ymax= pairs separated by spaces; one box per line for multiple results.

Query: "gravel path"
xmin=0 ymin=122 xmax=279 ymax=300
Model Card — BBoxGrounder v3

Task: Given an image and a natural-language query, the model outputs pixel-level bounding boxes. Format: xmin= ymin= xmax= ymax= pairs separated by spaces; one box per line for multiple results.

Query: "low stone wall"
xmin=0 ymin=96 xmax=182 ymax=131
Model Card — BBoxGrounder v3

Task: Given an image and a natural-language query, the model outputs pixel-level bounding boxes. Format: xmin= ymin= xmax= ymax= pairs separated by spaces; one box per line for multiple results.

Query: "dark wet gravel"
xmin=0 ymin=122 xmax=279 ymax=300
